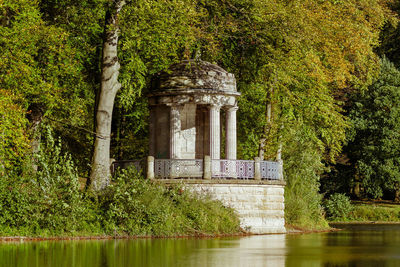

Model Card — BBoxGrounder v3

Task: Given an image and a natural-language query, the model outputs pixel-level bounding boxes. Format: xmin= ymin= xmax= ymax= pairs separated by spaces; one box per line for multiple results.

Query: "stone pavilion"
xmin=115 ymin=60 xmax=286 ymax=234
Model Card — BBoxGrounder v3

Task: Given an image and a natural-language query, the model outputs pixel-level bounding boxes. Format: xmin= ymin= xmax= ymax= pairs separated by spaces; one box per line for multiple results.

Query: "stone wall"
xmin=186 ymin=182 xmax=286 ymax=234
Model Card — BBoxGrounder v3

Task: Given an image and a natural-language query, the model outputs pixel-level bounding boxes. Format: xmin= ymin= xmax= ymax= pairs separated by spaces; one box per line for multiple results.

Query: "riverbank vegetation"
xmin=2 ymin=0 xmax=400 ymax=234
xmin=349 ymin=203 xmax=400 ymax=222
xmin=324 ymin=194 xmax=400 ymax=222
xmin=0 ymin=130 xmax=240 ymax=237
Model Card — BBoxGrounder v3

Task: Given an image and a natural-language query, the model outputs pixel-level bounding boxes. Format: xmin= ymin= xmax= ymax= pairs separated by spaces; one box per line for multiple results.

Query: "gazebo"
xmin=149 ymin=60 xmax=238 ymax=161
xmin=113 ymin=60 xmax=286 ymax=234
xmin=143 ymin=60 xmax=281 ymax=180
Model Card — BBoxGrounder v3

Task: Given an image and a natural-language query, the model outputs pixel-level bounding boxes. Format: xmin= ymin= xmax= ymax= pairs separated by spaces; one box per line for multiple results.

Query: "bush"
xmin=324 ymin=193 xmax=353 ymax=220
xmin=100 ymin=167 xmax=240 ymax=236
xmin=0 ymin=127 xmax=94 ymax=236
xmin=0 ymin=173 xmax=35 ymax=234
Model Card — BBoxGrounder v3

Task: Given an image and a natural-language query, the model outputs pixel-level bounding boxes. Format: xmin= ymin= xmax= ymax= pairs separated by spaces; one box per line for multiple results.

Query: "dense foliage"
xmin=0 ymin=131 xmax=240 ymax=236
xmin=323 ymin=193 xmax=353 ymax=221
xmin=101 ymin=168 xmax=240 ymax=235
xmin=331 ymin=58 xmax=400 ymax=200
xmin=2 ymin=0 xmax=400 ymax=233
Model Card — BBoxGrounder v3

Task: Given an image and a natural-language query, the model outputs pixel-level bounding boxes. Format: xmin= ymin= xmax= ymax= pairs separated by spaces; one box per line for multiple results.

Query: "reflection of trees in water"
xmin=286 ymin=224 xmax=400 ymax=267
xmin=2 ymin=227 xmax=400 ymax=267
xmin=0 ymin=236 xmax=286 ymax=267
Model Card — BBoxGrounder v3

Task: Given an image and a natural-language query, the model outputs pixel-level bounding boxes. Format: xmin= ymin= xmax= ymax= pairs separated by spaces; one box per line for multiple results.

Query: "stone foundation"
xmin=168 ymin=180 xmax=286 ymax=234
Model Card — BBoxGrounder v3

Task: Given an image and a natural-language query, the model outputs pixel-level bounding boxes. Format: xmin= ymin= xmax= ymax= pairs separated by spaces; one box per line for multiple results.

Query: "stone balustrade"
xmin=112 ymin=157 xmax=283 ymax=181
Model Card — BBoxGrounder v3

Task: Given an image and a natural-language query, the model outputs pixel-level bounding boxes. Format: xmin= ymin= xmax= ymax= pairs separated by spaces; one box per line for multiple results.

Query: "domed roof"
xmin=151 ymin=60 xmax=236 ymax=93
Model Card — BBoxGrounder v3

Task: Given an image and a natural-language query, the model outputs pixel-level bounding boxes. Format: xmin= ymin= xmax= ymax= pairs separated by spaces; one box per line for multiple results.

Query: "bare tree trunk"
xmin=258 ymin=137 xmax=265 ymax=159
xmin=258 ymin=86 xmax=273 ymax=159
xmin=89 ymin=0 xmax=126 ymax=192
xmin=27 ymin=103 xmax=44 ymax=171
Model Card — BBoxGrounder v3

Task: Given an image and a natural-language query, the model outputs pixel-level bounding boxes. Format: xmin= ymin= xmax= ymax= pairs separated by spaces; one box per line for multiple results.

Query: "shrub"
xmin=170 ymin=186 xmax=240 ymax=234
xmin=99 ymin=167 xmax=183 ymax=236
xmin=0 ymin=127 xmax=94 ymax=236
xmin=100 ymin=167 xmax=240 ymax=236
xmin=324 ymin=193 xmax=353 ymax=220
xmin=0 ymin=173 xmax=35 ymax=234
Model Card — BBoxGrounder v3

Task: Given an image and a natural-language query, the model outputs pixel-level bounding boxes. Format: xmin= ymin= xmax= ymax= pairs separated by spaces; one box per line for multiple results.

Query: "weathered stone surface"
xmin=152 ymin=60 xmax=236 ymax=93
xmin=187 ymin=183 xmax=286 ymax=234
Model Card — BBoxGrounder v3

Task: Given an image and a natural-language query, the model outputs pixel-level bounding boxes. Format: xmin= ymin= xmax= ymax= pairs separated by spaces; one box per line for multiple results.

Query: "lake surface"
xmin=1 ymin=224 xmax=400 ymax=267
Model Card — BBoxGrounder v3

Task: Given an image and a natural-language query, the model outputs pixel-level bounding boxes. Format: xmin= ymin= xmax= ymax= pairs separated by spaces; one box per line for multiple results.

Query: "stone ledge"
xmin=245 ymin=227 xmax=286 ymax=234
xmin=154 ymin=179 xmax=286 ymax=186
xmin=149 ymin=89 xmax=241 ymax=97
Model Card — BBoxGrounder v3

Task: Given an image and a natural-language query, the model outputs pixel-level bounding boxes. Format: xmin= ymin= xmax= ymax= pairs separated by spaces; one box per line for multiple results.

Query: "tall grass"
xmin=329 ymin=203 xmax=400 ymax=222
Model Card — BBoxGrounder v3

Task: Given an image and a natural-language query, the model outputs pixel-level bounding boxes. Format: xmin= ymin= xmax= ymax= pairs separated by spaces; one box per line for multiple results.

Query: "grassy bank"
xmin=328 ymin=200 xmax=400 ymax=223
xmin=347 ymin=201 xmax=400 ymax=222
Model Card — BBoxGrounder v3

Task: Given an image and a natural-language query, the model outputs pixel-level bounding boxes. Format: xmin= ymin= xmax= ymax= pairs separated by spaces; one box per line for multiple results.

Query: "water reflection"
xmin=286 ymin=224 xmax=400 ymax=267
xmin=1 ymin=224 xmax=400 ymax=267
xmin=0 ymin=235 xmax=285 ymax=267
xmin=180 ymin=235 xmax=286 ymax=267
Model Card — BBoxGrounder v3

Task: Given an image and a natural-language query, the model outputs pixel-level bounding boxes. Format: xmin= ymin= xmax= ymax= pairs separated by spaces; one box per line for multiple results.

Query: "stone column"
xmin=170 ymin=105 xmax=181 ymax=159
xmin=225 ymin=106 xmax=238 ymax=160
xmin=209 ymin=104 xmax=221 ymax=159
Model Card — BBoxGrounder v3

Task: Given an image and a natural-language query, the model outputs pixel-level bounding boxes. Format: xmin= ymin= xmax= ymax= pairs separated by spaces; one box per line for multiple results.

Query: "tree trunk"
xmin=395 ymin=182 xmax=400 ymax=202
xmin=258 ymin=86 xmax=273 ymax=159
xmin=27 ymin=103 xmax=44 ymax=171
xmin=89 ymin=0 xmax=126 ymax=192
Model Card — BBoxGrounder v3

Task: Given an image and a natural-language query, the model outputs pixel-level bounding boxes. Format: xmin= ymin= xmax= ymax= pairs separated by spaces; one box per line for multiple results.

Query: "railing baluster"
xmin=114 ymin=158 xmax=281 ymax=180
xmin=154 ymin=159 xmax=203 ymax=179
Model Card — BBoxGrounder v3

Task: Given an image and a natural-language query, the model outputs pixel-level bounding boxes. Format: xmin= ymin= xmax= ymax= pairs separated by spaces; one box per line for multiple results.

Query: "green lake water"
xmin=1 ymin=224 xmax=400 ymax=267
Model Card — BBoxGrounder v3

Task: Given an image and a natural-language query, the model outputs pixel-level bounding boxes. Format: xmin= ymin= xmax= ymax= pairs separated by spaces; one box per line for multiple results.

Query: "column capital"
xmin=209 ymin=103 xmax=223 ymax=110
xmin=226 ymin=105 xmax=239 ymax=112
